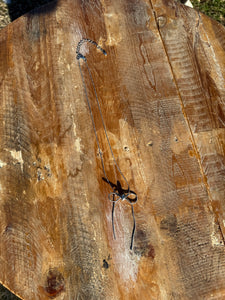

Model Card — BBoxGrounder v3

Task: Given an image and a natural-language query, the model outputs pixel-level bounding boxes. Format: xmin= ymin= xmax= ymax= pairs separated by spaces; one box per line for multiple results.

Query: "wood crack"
xmin=217 ymin=220 xmax=225 ymax=246
xmin=148 ymin=0 xmax=223 ymax=236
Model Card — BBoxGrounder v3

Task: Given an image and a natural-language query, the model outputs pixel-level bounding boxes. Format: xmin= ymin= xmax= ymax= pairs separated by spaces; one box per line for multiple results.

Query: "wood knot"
xmin=157 ymin=15 xmax=167 ymax=28
xmin=102 ymin=259 xmax=109 ymax=269
xmin=147 ymin=141 xmax=153 ymax=147
xmin=123 ymin=145 xmax=130 ymax=152
xmin=44 ymin=268 xmax=65 ymax=298
xmin=4 ymin=224 xmax=13 ymax=234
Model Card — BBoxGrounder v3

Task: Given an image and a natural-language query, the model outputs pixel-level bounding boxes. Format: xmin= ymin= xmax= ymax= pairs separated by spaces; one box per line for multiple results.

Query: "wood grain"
xmin=0 ymin=0 xmax=225 ymax=299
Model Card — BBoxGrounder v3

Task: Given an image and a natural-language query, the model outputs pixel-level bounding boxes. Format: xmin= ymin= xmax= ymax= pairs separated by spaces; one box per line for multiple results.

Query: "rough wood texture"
xmin=0 ymin=0 xmax=225 ymax=299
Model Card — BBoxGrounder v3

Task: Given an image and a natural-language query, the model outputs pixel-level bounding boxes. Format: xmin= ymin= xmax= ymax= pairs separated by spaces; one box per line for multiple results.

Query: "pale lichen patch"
xmin=103 ymin=11 xmax=123 ymax=46
xmin=211 ymin=229 xmax=223 ymax=247
xmin=0 ymin=160 xmax=7 ymax=168
xmin=74 ymin=137 xmax=82 ymax=153
xmin=9 ymin=150 xmax=24 ymax=172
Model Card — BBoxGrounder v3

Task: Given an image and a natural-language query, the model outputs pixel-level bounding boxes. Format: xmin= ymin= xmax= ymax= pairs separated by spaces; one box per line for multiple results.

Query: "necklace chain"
xmin=76 ymin=38 xmax=138 ymax=250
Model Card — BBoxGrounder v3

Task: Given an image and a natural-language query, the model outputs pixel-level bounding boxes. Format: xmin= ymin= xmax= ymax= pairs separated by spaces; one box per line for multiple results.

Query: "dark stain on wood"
xmin=148 ymin=244 xmax=155 ymax=259
xmin=133 ymin=229 xmax=155 ymax=258
xmin=44 ymin=268 xmax=65 ymax=299
xmin=160 ymin=215 xmax=178 ymax=234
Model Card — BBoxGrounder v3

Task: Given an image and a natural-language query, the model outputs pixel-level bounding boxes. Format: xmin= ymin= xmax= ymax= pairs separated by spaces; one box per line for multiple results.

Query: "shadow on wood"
xmin=0 ymin=284 xmax=21 ymax=300
xmin=4 ymin=0 xmax=58 ymax=21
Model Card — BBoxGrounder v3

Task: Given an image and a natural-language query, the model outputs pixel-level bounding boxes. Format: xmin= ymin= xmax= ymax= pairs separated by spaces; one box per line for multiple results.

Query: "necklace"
xmin=76 ymin=38 xmax=138 ymax=250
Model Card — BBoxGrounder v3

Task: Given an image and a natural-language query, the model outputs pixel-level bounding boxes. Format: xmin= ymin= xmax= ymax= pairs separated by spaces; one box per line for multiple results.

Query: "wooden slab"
xmin=0 ymin=0 xmax=225 ymax=299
